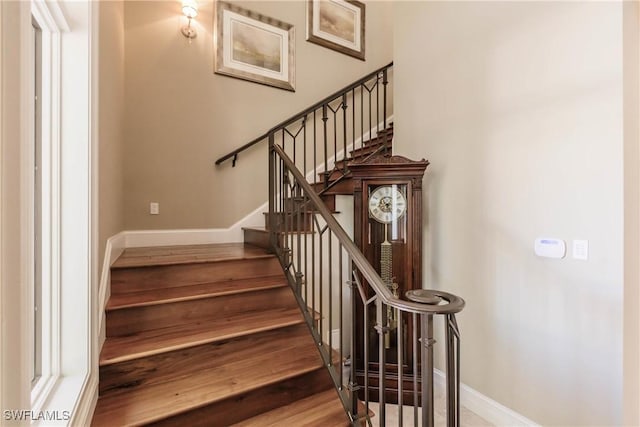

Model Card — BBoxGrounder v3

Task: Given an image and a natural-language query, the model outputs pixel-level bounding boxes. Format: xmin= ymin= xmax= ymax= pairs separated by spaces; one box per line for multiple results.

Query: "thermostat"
xmin=534 ymin=238 xmax=566 ymax=259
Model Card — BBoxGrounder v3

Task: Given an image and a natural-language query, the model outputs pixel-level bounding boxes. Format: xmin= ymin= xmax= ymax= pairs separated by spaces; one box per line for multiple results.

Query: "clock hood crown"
xmin=348 ymin=153 xmax=429 ymax=178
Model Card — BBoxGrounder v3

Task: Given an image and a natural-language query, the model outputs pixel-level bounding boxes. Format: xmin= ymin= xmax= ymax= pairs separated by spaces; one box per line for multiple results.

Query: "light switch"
xmin=573 ymin=240 xmax=588 ymax=260
xmin=150 ymin=202 xmax=159 ymax=215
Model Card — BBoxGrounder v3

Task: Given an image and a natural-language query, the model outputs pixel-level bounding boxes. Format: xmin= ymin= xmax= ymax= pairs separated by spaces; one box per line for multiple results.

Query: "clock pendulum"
xmin=380 ymin=222 xmax=399 ymax=349
xmin=369 ymin=186 xmax=406 ymax=350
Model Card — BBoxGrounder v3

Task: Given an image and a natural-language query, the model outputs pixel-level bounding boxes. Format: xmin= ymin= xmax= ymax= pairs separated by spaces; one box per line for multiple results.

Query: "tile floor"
xmin=366 ymin=389 xmax=493 ymax=427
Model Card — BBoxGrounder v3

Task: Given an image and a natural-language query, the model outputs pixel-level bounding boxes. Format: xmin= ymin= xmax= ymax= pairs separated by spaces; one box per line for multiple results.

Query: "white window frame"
xmin=23 ymin=1 xmax=98 ymax=424
xmin=29 ymin=0 xmax=67 ymax=410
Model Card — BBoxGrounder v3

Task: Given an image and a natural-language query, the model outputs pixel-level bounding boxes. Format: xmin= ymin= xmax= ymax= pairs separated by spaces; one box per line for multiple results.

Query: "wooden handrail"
xmin=215 ymin=62 xmax=394 ymax=167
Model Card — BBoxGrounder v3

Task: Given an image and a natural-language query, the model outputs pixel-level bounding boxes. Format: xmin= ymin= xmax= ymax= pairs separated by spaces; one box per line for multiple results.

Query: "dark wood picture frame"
xmin=306 ymin=0 xmax=365 ymax=61
xmin=214 ymin=1 xmax=296 ymax=91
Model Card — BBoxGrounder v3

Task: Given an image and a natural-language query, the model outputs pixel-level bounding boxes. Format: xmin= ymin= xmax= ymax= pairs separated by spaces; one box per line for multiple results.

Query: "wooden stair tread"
xmin=100 ymin=307 xmax=305 ymax=366
xmin=232 ymin=389 xmax=349 ymax=427
xmin=93 ymin=326 xmax=325 ymax=427
xmin=112 ymin=242 xmax=273 ymax=269
xmin=106 ymin=275 xmax=286 ymax=309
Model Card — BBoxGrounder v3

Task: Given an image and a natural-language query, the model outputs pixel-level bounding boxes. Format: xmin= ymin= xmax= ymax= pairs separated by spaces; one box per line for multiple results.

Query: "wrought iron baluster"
xmin=283 ymin=162 xmax=290 ymax=269
xmin=333 ymin=105 xmax=337 ymax=166
xmin=352 ymin=89 xmax=355 ymax=161
xmin=328 ymin=228 xmax=333 ymax=358
xmin=364 ymin=290 xmax=370 ymax=417
xmin=338 ymin=242 xmax=344 ymax=391
xmin=303 ymin=192 xmax=309 ymax=307
xmin=318 ymin=218 xmax=324 ymax=343
xmin=348 ymin=260 xmax=359 ymax=422
xmin=311 ymin=204 xmax=316 ymax=331
xmin=360 ymin=84 xmax=364 ymax=151
xmin=413 ymin=313 xmax=418 ymax=427
xmin=322 ymin=104 xmax=329 ymax=189
xmin=342 ymin=93 xmax=348 ymax=173
xmin=377 ymin=297 xmax=387 ymax=426
xmin=383 ymin=69 xmax=389 ymax=154
xmin=303 ymin=115 xmax=307 ymax=180
xmin=376 ymin=72 xmax=380 ymax=135
xmin=296 ymin=185 xmax=302 ymax=292
xmin=420 ymin=313 xmax=435 ymax=427
xmin=313 ymin=109 xmax=317 ymax=186
xmin=445 ymin=314 xmax=458 ymax=427
xmin=368 ymin=87 xmax=373 ymax=143
xmin=292 ymin=126 xmax=296 ymax=166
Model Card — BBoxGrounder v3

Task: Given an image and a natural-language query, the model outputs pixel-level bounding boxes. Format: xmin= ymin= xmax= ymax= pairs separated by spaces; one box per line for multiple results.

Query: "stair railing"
xmin=216 ymin=62 xmax=393 ymax=190
xmin=269 ymin=143 xmax=465 ymax=427
xmin=218 ymin=63 xmax=465 ymax=425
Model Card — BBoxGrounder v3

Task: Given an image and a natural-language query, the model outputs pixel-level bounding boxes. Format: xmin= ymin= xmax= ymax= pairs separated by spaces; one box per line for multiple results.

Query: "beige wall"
xmin=99 ymin=0 xmax=125 ymax=266
xmin=0 ymin=0 xmax=30 ymax=417
xmin=623 ymin=1 xmax=640 ymax=425
xmin=394 ymin=2 xmax=624 ymax=425
xmin=123 ymin=0 xmax=393 ymax=230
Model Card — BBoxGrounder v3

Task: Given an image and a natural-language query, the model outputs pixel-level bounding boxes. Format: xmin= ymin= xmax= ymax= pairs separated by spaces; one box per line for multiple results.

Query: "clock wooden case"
xmin=349 ymin=153 xmax=429 ymax=404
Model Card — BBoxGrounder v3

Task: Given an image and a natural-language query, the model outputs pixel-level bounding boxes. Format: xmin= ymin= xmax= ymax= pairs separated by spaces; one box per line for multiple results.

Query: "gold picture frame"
xmin=306 ymin=0 xmax=365 ymax=61
xmin=214 ymin=1 xmax=295 ymax=91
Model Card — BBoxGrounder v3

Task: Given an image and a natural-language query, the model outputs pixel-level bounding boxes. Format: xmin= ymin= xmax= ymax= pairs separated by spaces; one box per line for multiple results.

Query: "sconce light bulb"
xmin=182 ymin=0 xmax=198 ymax=19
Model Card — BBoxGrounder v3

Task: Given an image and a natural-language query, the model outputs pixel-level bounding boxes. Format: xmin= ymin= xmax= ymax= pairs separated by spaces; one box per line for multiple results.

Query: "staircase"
xmin=243 ymin=123 xmax=394 ymax=247
xmin=92 ymin=243 xmax=350 ymax=426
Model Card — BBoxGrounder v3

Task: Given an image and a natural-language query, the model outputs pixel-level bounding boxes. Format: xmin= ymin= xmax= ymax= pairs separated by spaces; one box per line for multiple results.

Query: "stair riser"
xmin=100 ymin=323 xmax=311 ymax=395
xmin=243 ymin=228 xmax=270 ymax=250
xmin=356 ymin=373 xmax=422 ymax=406
xmin=350 ymin=140 xmax=392 ymax=159
xmin=318 ymin=168 xmax=349 ymax=183
xmin=313 ymin=179 xmax=354 ymax=196
xmin=281 ymin=196 xmax=336 ymax=213
xmin=363 ymin=131 xmax=394 ymax=146
xmin=150 ymin=368 xmax=334 ymax=427
xmin=320 ymin=135 xmax=394 ymax=175
xmin=111 ymin=257 xmax=283 ymax=293
xmin=263 ymin=212 xmax=314 ymax=232
xmin=106 ymin=286 xmax=297 ymax=336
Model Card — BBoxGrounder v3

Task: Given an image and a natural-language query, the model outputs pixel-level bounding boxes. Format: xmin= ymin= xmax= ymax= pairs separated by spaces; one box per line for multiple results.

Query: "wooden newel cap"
xmin=405 ymin=289 xmax=443 ymax=305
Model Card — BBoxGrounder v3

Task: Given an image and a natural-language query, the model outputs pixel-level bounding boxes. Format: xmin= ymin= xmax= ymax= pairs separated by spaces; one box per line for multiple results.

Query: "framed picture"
xmin=214 ymin=1 xmax=295 ymax=91
xmin=306 ymin=0 xmax=365 ymax=61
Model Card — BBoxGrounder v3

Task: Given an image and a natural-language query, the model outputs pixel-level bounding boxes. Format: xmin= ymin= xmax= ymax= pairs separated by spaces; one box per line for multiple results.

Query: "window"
xmin=31 ymin=15 xmax=42 ymax=387
xmin=29 ymin=5 xmax=58 ymax=410
xmin=28 ymin=2 xmax=97 ymax=423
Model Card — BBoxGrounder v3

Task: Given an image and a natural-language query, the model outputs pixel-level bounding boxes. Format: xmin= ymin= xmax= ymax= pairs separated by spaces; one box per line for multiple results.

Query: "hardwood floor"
xmin=92 ymin=243 xmax=349 ymax=426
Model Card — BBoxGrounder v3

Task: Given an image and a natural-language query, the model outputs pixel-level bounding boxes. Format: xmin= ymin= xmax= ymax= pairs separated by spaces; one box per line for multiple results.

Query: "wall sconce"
xmin=181 ymin=0 xmax=198 ymax=41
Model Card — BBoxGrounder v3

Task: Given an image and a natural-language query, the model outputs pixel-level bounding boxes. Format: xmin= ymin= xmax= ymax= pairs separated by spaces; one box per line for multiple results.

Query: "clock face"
xmin=368 ymin=185 xmax=407 ymax=224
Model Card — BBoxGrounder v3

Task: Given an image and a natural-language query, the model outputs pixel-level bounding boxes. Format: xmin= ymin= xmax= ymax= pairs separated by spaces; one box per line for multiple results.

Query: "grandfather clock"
xmin=349 ymin=153 xmax=429 ymax=404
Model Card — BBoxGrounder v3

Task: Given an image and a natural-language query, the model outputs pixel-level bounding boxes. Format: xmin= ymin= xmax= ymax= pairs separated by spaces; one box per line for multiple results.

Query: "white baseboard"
xmin=122 ymin=203 xmax=267 ymax=249
xmin=69 ymin=373 xmax=98 ymax=427
xmin=326 ymin=328 xmax=342 ymax=351
xmin=97 ymin=232 xmax=125 ymax=337
xmin=433 ymin=369 xmax=538 ymax=426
